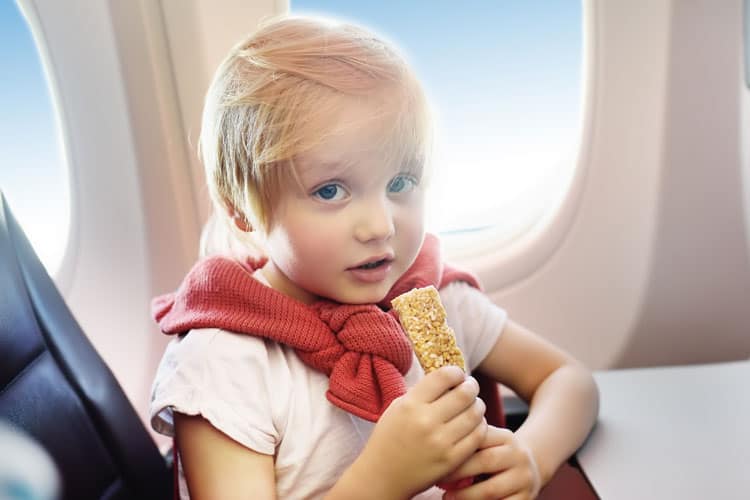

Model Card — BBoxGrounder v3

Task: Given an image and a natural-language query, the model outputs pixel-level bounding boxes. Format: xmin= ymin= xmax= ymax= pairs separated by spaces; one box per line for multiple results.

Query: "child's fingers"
xmin=444 ymin=415 xmax=488 ymax=466
xmin=409 ymin=365 xmax=467 ymax=403
xmin=442 ymin=397 xmax=486 ymax=443
xmin=440 ymin=427 xmax=516 ymax=481
xmin=479 ymin=425 xmax=515 ymax=448
xmin=445 ymin=467 xmax=531 ymax=500
xmin=442 ymin=428 xmax=541 ymax=500
xmin=441 ymin=444 xmax=513 ymax=482
xmin=430 ymin=376 xmax=480 ymax=421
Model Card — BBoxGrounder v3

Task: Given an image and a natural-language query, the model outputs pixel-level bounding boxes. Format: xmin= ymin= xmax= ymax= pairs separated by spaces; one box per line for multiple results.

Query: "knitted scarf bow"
xmin=152 ymin=234 xmax=480 ymax=422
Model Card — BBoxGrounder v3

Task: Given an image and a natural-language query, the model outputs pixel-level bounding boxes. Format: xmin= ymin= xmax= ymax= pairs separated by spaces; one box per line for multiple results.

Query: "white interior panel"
xmin=160 ymin=0 xmax=288 ymax=222
xmin=19 ymin=0 xmax=156 ymax=426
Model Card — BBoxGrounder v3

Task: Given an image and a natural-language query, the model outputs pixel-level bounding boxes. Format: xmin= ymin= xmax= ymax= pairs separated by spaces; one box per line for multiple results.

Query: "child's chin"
xmin=331 ymin=287 xmax=389 ymax=305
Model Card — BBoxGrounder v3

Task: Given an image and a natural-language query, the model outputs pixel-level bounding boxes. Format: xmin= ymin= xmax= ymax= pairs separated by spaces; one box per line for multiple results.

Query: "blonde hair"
xmin=199 ymin=15 xmax=432 ymax=257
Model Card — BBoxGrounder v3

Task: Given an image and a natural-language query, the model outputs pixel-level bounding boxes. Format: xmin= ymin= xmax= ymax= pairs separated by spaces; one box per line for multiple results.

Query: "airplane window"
xmin=291 ymin=1 xmax=583 ymax=242
xmin=0 ymin=2 xmax=69 ymax=275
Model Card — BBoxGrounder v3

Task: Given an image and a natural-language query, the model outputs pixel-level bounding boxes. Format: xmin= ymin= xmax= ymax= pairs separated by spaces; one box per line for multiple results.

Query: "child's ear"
xmin=232 ymin=212 xmax=252 ymax=233
xmin=224 ymin=201 xmax=253 ymax=233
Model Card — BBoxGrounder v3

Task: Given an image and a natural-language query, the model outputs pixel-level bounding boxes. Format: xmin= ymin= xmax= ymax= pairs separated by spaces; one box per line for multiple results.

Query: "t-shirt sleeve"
xmin=149 ymin=328 xmax=291 ymax=456
xmin=439 ymin=281 xmax=508 ymax=372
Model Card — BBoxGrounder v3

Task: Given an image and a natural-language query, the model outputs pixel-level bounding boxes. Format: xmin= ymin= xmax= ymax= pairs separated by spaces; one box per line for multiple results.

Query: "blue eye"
xmin=388 ymin=175 xmax=417 ymax=194
xmin=313 ymin=183 xmax=347 ymax=201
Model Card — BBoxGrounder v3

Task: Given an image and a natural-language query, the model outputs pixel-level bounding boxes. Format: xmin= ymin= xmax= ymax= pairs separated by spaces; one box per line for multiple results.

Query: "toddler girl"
xmin=150 ymin=15 xmax=598 ymax=499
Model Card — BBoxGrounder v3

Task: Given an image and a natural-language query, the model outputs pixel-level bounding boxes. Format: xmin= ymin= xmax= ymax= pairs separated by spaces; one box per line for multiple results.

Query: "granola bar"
xmin=391 ymin=285 xmax=465 ymax=373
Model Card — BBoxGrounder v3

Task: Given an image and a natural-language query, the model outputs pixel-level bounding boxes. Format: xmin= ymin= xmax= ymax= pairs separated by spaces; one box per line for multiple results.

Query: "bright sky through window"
xmin=0 ymin=2 xmax=69 ymax=275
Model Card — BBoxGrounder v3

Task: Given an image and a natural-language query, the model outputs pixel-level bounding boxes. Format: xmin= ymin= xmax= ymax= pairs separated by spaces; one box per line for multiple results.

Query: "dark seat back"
xmin=0 ymin=191 xmax=171 ymax=499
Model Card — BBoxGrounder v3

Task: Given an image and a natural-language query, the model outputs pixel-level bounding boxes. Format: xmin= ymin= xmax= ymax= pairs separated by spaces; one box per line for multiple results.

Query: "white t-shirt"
xmin=150 ymin=281 xmax=507 ymax=499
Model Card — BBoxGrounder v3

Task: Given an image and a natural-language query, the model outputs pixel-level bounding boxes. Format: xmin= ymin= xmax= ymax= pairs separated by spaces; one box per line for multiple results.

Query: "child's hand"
xmin=356 ymin=366 xmax=487 ymax=498
xmin=440 ymin=426 xmax=541 ymax=500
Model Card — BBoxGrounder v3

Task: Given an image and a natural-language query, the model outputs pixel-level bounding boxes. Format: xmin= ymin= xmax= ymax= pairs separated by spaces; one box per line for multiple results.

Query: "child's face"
xmin=261 ymin=98 xmax=426 ymax=304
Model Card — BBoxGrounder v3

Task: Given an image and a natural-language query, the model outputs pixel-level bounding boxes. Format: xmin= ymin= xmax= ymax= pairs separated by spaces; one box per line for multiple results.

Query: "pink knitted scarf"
xmin=152 ymin=234 xmax=501 ymax=424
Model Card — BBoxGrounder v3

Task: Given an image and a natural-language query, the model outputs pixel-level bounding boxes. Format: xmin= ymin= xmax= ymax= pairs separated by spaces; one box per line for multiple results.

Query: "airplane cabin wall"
xmin=18 ymin=0 xmax=181 ymax=429
xmin=617 ymin=0 xmax=750 ymax=366
xmin=480 ymin=0 xmax=750 ymax=369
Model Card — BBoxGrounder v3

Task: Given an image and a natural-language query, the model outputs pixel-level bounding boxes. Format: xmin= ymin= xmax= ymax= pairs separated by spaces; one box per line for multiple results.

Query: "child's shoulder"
xmin=153 ymin=328 xmax=303 ymax=415
xmin=151 ymin=328 xmax=299 ymax=451
xmin=159 ymin=327 xmax=294 ymax=378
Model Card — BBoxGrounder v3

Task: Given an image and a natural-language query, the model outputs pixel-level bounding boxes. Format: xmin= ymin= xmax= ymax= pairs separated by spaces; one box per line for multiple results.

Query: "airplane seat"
xmin=0 ymin=191 xmax=172 ymax=500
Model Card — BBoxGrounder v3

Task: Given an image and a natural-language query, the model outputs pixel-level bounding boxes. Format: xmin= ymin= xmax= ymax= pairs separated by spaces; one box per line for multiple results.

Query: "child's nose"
xmin=354 ymin=198 xmax=395 ymax=242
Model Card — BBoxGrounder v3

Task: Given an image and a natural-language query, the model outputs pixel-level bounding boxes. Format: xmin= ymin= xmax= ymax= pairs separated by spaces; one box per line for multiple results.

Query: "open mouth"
xmin=348 ymin=256 xmax=393 ymax=282
xmin=357 ymin=258 xmax=387 ymax=270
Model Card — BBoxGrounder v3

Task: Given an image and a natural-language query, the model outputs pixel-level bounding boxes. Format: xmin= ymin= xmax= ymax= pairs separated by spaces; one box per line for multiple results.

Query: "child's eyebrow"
xmin=297 ymin=158 xmax=357 ymax=181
